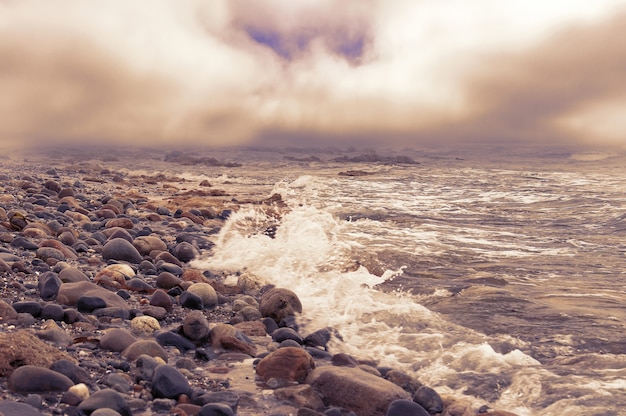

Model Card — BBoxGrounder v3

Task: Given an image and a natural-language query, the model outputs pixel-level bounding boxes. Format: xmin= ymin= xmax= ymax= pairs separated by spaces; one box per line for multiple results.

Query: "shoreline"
xmin=0 ymin=152 xmax=519 ymax=416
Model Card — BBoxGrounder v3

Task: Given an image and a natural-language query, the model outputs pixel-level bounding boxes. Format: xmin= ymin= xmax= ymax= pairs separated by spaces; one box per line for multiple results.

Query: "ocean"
xmin=129 ymin=146 xmax=625 ymax=415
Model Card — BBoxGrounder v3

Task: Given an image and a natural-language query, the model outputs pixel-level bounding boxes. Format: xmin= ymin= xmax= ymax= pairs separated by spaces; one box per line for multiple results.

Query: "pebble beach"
xmin=0 ymin=147 xmax=520 ymax=416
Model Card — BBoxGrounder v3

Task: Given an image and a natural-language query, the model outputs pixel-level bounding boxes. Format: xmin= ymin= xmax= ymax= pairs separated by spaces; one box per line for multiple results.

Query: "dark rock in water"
xmin=305 ymin=366 xmax=411 ymax=416
xmin=102 ymin=238 xmax=143 ymax=264
xmin=77 ymin=295 xmax=107 ymax=313
xmin=385 ymin=399 xmax=430 ymax=416
xmin=0 ymin=400 xmax=43 ymax=416
xmin=256 ymin=347 xmax=315 ymax=383
xmin=198 ymin=402 xmax=235 ymax=416
xmin=151 ymin=364 xmax=191 ymax=399
xmin=413 ymin=385 xmax=444 ymax=414
xmin=8 ymin=365 xmax=74 ymax=393
xmin=259 ymin=288 xmax=303 ymax=322
xmin=50 ymin=359 xmax=92 ymax=385
xmin=122 ymin=340 xmax=168 ymax=362
xmin=100 ymin=329 xmax=137 ymax=352
xmin=155 ymin=330 xmax=196 ymax=353
xmin=304 ymin=328 xmax=332 ymax=350
xmin=180 ymin=291 xmax=204 ymax=310
xmin=78 ymin=388 xmax=132 ymax=416
xmin=272 ymin=327 xmax=304 ymax=344
xmin=173 ymin=241 xmax=199 ymax=262
xmin=38 ymin=271 xmax=62 ymax=300
xmin=12 ymin=301 xmax=42 ymax=317
xmin=262 ymin=317 xmax=279 ymax=334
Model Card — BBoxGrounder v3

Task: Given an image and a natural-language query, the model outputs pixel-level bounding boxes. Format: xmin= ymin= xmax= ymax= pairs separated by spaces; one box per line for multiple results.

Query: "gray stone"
xmin=8 ymin=365 xmax=74 ymax=393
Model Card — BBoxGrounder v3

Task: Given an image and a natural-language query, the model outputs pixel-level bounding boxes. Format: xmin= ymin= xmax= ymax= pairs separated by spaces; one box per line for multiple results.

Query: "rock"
xmin=150 ymin=289 xmax=173 ymax=312
xmin=40 ymin=239 xmax=78 ymax=259
xmin=37 ymin=319 xmax=72 ymax=346
xmin=8 ymin=365 xmax=74 ymax=393
xmin=0 ymin=300 xmax=17 ymax=321
xmin=198 ymin=403 xmax=235 ymax=416
xmin=102 ymin=238 xmax=143 ymax=263
xmin=155 ymin=330 xmax=197 ymax=353
xmin=0 ymin=258 xmax=11 ymax=274
xmin=141 ymin=305 xmax=168 ymax=320
xmin=0 ymin=400 xmax=43 ymax=416
xmin=40 ymin=303 xmax=65 ymax=321
xmin=106 ymin=218 xmax=134 ymax=229
xmin=0 ymin=330 xmax=74 ymax=376
xmin=385 ymin=399 xmax=430 ymax=416
xmin=12 ymin=301 xmax=42 ymax=317
xmin=180 ymin=291 xmax=204 ymax=309
xmin=305 ymin=366 xmax=411 ymax=416
xmin=122 ymin=340 xmax=168 ymax=362
xmin=78 ymin=388 xmax=132 ymax=416
xmin=155 ymin=272 xmax=182 ymax=290
xmin=100 ymin=329 xmax=137 ymax=352
xmin=256 ymin=347 xmax=315 ymax=383
xmin=130 ymin=315 xmax=161 ymax=336
xmin=259 ymin=288 xmax=302 ymax=322
xmin=413 ymin=386 xmax=444 ymax=414
xmin=186 ymin=283 xmax=218 ymax=309
xmin=133 ymin=235 xmax=167 ymax=255
xmin=385 ymin=370 xmax=421 ymax=394
xmin=173 ymin=241 xmax=199 ymax=262
xmin=50 ymin=359 xmax=92 ymax=385
xmin=57 ymin=281 xmax=128 ymax=309
xmin=304 ymin=328 xmax=333 ymax=350
xmin=233 ymin=321 xmax=268 ymax=337
xmin=36 ymin=247 xmax=66 ymax=262
xmin=77 ymin=296 xmax=107 ymax=313
xmin=38 ymin=271 xmax=62 ymax=300
xmin=125 ymin=277 xmax=154 ymax=292
xmin=182 ymin=310 xmax=210 ymax=342
xmin=151 ymin=364 xmax=191 ymax=399
xmin=272 ymin=327 xmax=304 ymax=344
xmin=58 ymin=267 xmax=90 ymax=283
xmin=274 ymin=385 xmax=325 ymax=411
xmin=10 ymin=236 xmax=39 ymax=250
xmin=331 ymin=353 xmax=359 ymax=367
xmin=92 ymin=409 xmax=124 ymax=416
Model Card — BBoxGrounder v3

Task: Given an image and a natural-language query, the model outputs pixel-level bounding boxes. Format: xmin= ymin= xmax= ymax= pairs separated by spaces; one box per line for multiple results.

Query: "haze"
xmin=1 ymin=0 xmax=626 ymax=151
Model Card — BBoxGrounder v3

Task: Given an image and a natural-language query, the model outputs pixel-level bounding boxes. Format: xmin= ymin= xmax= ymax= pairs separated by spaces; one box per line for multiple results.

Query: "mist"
xmin=1 ymin=0 xmax=625 ymax=152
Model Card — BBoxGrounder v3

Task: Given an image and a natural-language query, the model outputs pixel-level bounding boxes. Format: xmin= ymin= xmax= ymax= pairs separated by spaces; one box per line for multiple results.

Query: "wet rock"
xmin=385 ymin=370 xmax=421 ymax=395
xmin=9 ymin=365 xmax=74 ymax=393
xmin=385 ymin=399 xmax=429 ymax=416
xmin=305 ymin=366 xmax=411 ymax=416
xmin=304 ymin=328 xmax=333 ymax=350
xmin=259 ymin=288 xmax=302 ymax=322
xmin=152 ymin=364 xmax=191 ymax=399
xmin=78 ymin=388 xmax=132 ymax=416
xmin=183 ymin=310 xmax=211 ymax=342
xmin=102 ymin=238 xmax=143 ymax=264
xmin=122 ymin=339 xmax=168 ymax=362
xmin=100 ymin=329 xmax=137 ymax=352
xmin=413 ymin=385 xmax=444 ymax=414
xmin=186 ymin=283 xmax=218 ymax=309
xmin=256 ymin=347 xmax=315 ymax=383
xmin=272 ymin=327 xmax=304 ymax=344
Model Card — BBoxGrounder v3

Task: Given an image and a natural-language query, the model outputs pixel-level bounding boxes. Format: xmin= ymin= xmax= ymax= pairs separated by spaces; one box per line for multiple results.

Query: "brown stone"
xmin=133 ymin=236 xmax=167 ymax=255
xmin=274 ymin=384 xmax=324 ymax=411
xmin=57 ymin=281 xmax=128 ymax=308
xmin=122 ymin=340 xmax=168 ymax=362
xmin=256 ymin=347 xmax=315 ymax=383
xmin=305 ymin=366 xmax=411 ymax=416
xmin=106 ymin=218 xmax=134 ymax=229
xmin=233 ymin=321 xmax=268 ymax=337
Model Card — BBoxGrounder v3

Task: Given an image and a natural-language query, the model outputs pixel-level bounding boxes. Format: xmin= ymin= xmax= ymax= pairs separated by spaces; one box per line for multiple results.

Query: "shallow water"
xmin=123 ymin=147 xmax=626 ymax=415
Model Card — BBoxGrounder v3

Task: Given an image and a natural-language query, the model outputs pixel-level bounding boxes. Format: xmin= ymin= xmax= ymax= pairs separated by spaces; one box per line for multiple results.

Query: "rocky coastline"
xmin=0 ymin=151 xmax=519 ymax=416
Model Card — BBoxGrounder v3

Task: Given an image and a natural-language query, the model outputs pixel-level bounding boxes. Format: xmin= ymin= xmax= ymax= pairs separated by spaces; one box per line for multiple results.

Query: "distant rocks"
xmin=164 ymin=151 xmax=242 ymax=167
xmin=332 ymin=153 xmax=419 ymax=165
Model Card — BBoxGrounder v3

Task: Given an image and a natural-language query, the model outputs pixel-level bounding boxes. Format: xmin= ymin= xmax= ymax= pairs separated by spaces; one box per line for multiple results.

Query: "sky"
xmin=1 ymin=0 xmax=626 ymax=151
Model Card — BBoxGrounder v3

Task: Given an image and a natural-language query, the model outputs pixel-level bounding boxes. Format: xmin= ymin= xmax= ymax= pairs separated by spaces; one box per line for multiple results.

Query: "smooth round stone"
xmin=40 ymin=303 xmax=65 ymax=321
xmin=58 ymin=231 xmax=77 ymax=246
xmin=255 ymin=347 xmax=315 ymax=383
xmin=10 ymin=236 xmax=39 ymax=250
xmin=125 ymin=277 xmax=154 ymax=292
xmin=38 ymin=271 xmax=62 ymax=300
xmin=385 ymin=399 xmax=430 ymax=416
xmin=102 ymin=238 xmax=143 ymax=264
xmin=272 ymin=327 xmax=303 ymax=344
xmin=155 ymin=331 xmax=196 ymax=353
xmin=259 ymin=288 xmax=303 ymax=322
xmin=122 ymin=340 xmax=168 ymax=362
xmin=0 ymin=300 xmax=17 ymax=321
xmin=36 ymin=247 xmax=66 ymax=262
xmin=100 ymin=329 xmax=137 ymax=352
xmin=92 ymin=409 xmax=123 ymax=416
xmin=235 ymin=305 xmax=262 ymax=322
xmin=413 ymin=386 xmax=444 ymax=414
xmin=141 ymin=305 xmax=168 ymax=320
xmin=155 ymin=272 xmax=182 ymax=290
xmin=58 ymin=267 xmax=90 ymax=283
xmin=172 ymin=241 xmax=199 ymax=263
xmin=186 ymin=283 xmax=217 ymax=309
xmin=50 ymin=359 xmax=92 ymax=385
xmin=0 ymin=400 xmax=43 ymax=416
xmin=133 ymin=236 xmax=167 ymax=255
xmin=104 ymin=228 xmax=133 ymax=242
xmin=180 ymin=291 xmax=204 ymax=310
xmin=157 ymin=262 xmax=184 ymax=275
xmin=11 ymin=301 xmax=42 ymax=317
xmin=182 ymin=310 xmax=210 ymax=342
xmin=130 ymin=315 xmax=161 ymax=336
xmin=106 ymin=218 xmax=134 ymax=229
xmin=151 ymin=365 xmax=191 ymax=399
xmin=78 ymin=388 xmax=132 ymax=416
xmin=68 ymin=383 xmax=90 ymax=401
xmin=150 ymin=289 xmax=173 ymax=312
xmin=9 ymin=365 xmax=74 ymax=393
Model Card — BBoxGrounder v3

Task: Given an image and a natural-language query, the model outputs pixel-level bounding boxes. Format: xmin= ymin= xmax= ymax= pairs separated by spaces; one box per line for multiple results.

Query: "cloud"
xmin=1 ymin=0 xmax=626 ymax=150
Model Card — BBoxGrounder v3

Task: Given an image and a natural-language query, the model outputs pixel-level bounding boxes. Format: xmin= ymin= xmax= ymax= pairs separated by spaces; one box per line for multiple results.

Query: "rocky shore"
xmin=0 ymin=150 xmax=519 ymax=416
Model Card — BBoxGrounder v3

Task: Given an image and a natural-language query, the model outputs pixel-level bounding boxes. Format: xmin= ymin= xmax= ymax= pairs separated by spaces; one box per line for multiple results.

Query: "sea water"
xmin=141 ymin=147 xmax=626 ymax=415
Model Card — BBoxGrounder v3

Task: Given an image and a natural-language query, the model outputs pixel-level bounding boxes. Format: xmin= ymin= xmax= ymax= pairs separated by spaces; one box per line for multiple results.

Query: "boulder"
xmin=305 ymin=366 xmax=411 ymax=416
xmin=259 ymin=288 xmax=302 ymax=322
xmin=102 ymin=238 xmax=143 ymax=263
xmin=9 ymin=365 xmax=74 ymax=393
xmin=256 ymin=347 xmax=314 ymax=383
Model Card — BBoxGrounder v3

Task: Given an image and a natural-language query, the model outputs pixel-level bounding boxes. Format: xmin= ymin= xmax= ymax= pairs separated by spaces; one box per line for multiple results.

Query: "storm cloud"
xmin=1 ymin=0 xmax=625 ymax=150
